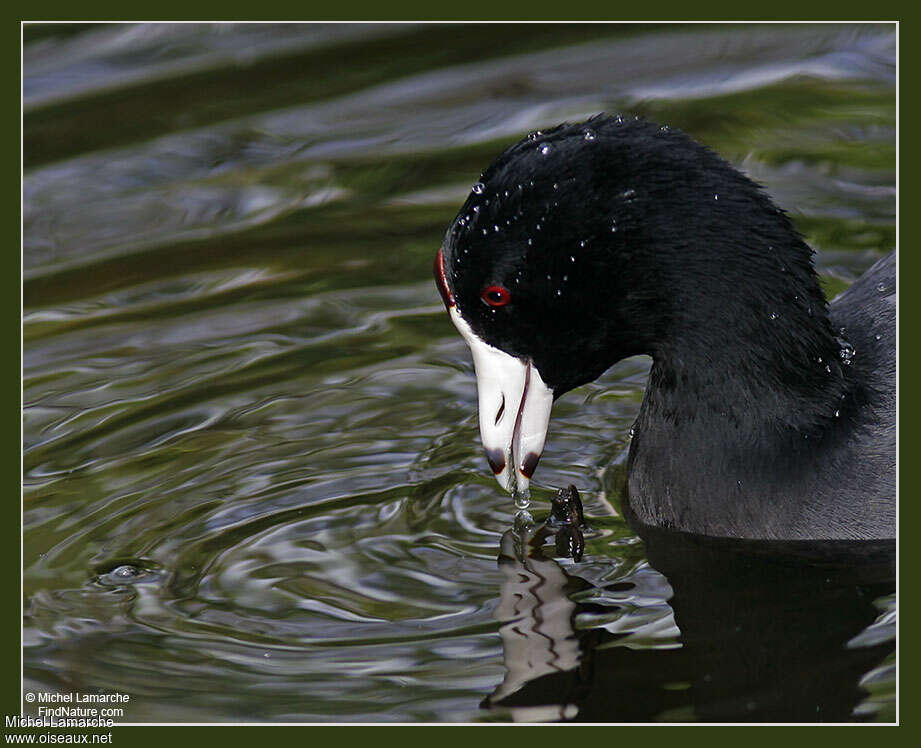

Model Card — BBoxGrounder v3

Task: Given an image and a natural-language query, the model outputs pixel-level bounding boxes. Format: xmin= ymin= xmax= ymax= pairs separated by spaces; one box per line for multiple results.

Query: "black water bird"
xmin=435 ymin=116 xmax=895 ymax=540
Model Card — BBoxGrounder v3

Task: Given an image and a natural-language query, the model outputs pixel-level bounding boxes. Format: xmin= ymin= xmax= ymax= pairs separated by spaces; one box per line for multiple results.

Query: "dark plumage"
xmin=439 ymin=115 xmax=895 ymax=540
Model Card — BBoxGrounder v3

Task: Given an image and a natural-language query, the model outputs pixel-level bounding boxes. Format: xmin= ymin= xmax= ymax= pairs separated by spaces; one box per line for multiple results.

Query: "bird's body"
xmin=436 ymin=115 xmax=895 ymax=541
xmin=626 ymin=251 xmax=895 ymax=539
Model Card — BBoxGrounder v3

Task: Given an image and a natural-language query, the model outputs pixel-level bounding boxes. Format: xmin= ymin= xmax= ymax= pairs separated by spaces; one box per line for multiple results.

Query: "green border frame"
xmin=10 ymin=7 xmax=911 ymax=743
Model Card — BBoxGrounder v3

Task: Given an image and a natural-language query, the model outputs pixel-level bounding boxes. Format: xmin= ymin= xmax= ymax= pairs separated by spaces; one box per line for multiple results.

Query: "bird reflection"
xmin=487 ymin=509 xmax=583 ymax=722
xmin=484 ymin=487 xmax=895 ymax=723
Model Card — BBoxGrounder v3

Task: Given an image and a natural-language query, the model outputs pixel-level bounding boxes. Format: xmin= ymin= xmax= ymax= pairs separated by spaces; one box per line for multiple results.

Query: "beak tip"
xmin=485 ymin=448 xmax=507 ymax=475
xmin=519 ymin=452 xmax=541 ymax=479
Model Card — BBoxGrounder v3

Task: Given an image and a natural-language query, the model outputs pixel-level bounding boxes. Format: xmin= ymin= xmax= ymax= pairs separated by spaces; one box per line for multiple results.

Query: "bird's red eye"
xmin=481 ymin=285 xmax=511 ymax=307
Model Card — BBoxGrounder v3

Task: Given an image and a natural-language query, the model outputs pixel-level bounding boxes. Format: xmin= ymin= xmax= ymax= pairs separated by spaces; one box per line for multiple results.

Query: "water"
xmin=23 ymin=22 xmax=895 ymax=722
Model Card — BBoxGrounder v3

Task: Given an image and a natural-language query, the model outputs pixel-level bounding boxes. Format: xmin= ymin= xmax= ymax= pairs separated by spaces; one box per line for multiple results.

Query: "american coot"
xmin=435 ymin=116 xmax=895 ymax=540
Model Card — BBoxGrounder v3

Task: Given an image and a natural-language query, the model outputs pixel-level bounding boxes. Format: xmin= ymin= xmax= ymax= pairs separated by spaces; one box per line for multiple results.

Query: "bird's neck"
xmin=625 ymin=277 xmax=852 ymax=538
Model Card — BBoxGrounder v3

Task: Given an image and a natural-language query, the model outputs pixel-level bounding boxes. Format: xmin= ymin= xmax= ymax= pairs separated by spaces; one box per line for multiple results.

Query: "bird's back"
xmin=821 ymin=252 xmax=896 ymax=537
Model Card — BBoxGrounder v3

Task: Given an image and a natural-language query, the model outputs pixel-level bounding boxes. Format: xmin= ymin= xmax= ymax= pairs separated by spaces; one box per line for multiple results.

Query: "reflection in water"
xmin=486 ymin=506 xmax=895 ymax=722
xmin=489 ymin=522 xmax=581 ymax=722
